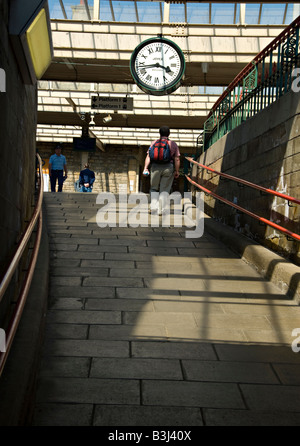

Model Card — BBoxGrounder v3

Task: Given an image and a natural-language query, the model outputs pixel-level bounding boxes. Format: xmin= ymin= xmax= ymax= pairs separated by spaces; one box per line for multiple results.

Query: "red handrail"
xmin=185 ymin=174 xmax=300 ymax=242
xmin=186 ymin=157 xmax=300 ymax=206
xmin=0 ymin=154 xmax=44 ymax=376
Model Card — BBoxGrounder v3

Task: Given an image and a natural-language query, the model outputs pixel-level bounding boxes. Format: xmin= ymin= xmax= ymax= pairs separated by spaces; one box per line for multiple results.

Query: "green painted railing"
xmin=203 ymin=15 xmax=300 ymax=151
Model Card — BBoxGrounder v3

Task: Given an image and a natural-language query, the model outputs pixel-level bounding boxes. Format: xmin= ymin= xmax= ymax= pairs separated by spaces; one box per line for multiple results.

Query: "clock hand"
xmin=155 ymin=64 xmax=172 ymax=72
xmin=137 ymin=63 xmax=172 ymax=72
xmin=137 ymin=63 xmax=159 ymax=69
xmin=156 ymin=64 xmax=173 ymax=73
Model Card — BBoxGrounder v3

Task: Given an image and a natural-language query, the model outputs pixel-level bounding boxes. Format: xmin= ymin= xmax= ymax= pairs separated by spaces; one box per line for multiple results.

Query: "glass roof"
xmin=40 ymin=1 xmax=300 ymax=145
xmin=48 ymin=1 xmax=299 ymax=25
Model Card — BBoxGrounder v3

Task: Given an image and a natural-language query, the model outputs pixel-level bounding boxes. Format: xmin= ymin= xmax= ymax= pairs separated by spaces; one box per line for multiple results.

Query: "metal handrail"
xmin=209 ymin=15 xmax=300 ymax=116
xmin=186 ymin=157 xmax=300 ymax=206
xmin=0 ymin=154 xmax=44 ymax=376
xmin=185 ymin=174 xmax=300 ymax=242
xmin=203 ymin=16 xmax=300 ymax=151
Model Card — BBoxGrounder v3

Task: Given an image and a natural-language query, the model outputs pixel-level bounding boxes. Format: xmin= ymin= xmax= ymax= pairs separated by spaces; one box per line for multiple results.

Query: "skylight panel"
xmin=211 ymin=3 xmax=236 ymax=25
xmin=48 ymin=0 xmax=67 ymax=19
xmin=136 ymin=1 xmax=162 ymax=23
xmin=169 ymin=2 xmax=185 ymax=23
xmin=245 ymin=3 xmax=261 ymax=25
xmin=111 ymin=1 xmax=137 ymax=22
xmin=49 ymin=1 xmax=299 ymax=26
xmin=99 ymin=0 xmax=114 ymax=21
xmin=260 ymin=3 xmax=286 ymax=24
xmin=187 ymin=3 xmax=210 ymax=24
xmin=284 ymin=4 xmax=295 ymax=24
xmin=57 ymin=0 xmax=91 ymax=20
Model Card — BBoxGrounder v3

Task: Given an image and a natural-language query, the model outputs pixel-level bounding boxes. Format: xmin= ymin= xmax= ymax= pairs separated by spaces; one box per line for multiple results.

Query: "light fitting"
xmin=89 ymin=114 xmax=96 ymax=126
xmin=9 ymin=0 xmax=53 ymax=84
xmin=103 ymin=114 xmax=112 ymax=123
xmin=202 ymin=63 xmax=208 ymax=74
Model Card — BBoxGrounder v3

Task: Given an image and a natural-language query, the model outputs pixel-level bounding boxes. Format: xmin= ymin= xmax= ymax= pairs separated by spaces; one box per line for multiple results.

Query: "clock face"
xmin=130 ymin=37 xmax=185 ymax=96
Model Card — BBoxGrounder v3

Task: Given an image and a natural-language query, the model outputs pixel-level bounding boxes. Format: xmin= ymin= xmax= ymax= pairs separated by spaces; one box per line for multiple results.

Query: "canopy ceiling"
xmin=37 ymin=1 xmax=299 ymax=150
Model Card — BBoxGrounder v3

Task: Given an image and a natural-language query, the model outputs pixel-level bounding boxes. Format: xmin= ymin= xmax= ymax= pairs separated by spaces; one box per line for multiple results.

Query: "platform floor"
xmin=32 ymin=192 xmax=300 ymax=426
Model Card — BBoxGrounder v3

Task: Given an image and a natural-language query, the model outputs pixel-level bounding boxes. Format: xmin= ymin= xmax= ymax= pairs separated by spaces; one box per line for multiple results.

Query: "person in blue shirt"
xmin=79 ymin=163 xmax=95 ymax=192
xmin=49 ymin=144 xmax=68 ymax=192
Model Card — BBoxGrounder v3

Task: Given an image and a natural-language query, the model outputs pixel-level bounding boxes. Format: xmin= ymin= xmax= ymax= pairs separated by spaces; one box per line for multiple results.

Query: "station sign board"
xmin=91 ymin=96 xmax=133 ymax=110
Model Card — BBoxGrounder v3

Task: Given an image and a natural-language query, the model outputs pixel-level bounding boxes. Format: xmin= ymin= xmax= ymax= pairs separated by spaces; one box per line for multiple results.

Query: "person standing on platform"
xmin=143 ymin=126 xmax=180 ymax=214
xmin=49 ymin=144 xmax=68 ymax=192
xmin=79 ymin=163 xmax=95 ymax=192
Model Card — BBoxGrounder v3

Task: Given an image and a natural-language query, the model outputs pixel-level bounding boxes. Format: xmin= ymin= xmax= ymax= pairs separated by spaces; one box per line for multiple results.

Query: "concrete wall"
xmin=0 ymin=0 xmax=38 ymax=325
xmin=193 ymin=90 xmax=300 ymax=265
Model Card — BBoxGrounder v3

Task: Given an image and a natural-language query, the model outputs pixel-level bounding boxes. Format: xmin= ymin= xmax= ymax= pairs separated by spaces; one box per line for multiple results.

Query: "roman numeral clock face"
xmin=130 ymin=37 xmax=185 ymax=95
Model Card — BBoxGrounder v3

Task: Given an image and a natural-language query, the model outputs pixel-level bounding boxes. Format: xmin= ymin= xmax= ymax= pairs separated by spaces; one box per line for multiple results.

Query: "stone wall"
xmin=37 ymin=142 xmax=146 ymax=194
xmin=193 ymin=90 xmax=300 ymax=265
xmin=0 ymin=0 xmax=38 ymax=325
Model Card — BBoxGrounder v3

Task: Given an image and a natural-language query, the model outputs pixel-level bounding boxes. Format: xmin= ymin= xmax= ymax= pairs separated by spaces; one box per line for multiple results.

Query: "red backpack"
xmin=149 ymin=138 xmax=171 ymax=163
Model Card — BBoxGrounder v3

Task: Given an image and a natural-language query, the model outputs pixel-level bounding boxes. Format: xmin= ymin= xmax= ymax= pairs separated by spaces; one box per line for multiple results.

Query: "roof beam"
xmin=59 ymin=0 xmax=67 ymax=19
xmin=109 ymin=0 xmax=115 ymax=21
xmin=93 ymin=0 xmax=100 ymax=20
xmin=83 ymin=0 xmax=91 ymax=21
xmin=45 ymin=20 xmax=287 ymax=86
xmin=163 ymin=1 xmax=170 ymax=22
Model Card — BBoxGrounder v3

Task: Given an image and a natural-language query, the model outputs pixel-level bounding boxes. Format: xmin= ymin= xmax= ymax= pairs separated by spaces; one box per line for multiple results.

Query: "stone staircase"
xmin=31 ymin=192 xmax=300 ymax=426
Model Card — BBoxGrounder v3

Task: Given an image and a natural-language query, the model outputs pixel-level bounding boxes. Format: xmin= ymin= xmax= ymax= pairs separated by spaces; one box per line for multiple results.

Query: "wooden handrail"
xmin=0 ymin=154 xmax=44 ymax=376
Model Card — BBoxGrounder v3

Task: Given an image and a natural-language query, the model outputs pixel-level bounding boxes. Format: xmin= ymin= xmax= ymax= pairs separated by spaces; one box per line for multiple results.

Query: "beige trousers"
xmin=150 ymin=162 xmax=174 ymax=212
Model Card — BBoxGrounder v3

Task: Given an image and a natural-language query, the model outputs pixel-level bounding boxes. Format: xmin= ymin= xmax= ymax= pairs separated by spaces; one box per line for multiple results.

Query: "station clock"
xmin=130 ymin=37 xmax=185 ymax=96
